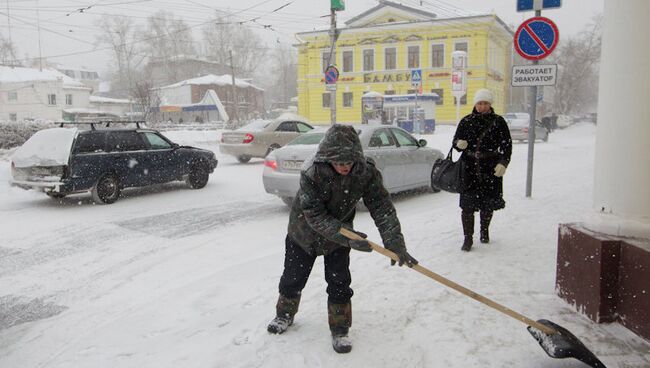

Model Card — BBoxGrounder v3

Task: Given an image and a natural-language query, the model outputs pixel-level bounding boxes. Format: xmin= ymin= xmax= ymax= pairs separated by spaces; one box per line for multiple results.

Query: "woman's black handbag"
xmin=432 ymin=147 xmax=466 ymax=193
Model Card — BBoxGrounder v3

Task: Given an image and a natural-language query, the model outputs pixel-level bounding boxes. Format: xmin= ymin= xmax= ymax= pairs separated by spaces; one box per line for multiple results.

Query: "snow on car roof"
xmin=11 ymin=128 xmax=78 ymax=168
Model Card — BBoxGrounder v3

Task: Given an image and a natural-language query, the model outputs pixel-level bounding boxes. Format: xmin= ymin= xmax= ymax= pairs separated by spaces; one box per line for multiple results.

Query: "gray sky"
xmin=2 ymin=0 xmax=603 ymax=74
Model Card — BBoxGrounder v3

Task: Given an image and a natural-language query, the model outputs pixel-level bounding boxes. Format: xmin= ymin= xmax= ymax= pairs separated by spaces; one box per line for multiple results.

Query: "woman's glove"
xmin=456 ymin=139 xmax=468 ymax=150
xmin=494 ymin=163 xmax=507 ymax=177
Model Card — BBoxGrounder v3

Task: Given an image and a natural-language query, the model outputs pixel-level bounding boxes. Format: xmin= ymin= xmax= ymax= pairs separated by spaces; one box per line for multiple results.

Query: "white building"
xmin=0 ymin=66 xmax=92 ymax=121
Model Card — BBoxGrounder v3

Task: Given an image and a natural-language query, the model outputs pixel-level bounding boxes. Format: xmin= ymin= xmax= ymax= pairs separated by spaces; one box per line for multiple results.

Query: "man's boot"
xmin=461 ymin=210 xmax=474 ymax=252
xmin=328 ymin=301 xmax=352 ymax=354
xmin=267 ymin=294 xmax=300 ymax=334
xmin=480 ymin=211 xmax=493 ymax=244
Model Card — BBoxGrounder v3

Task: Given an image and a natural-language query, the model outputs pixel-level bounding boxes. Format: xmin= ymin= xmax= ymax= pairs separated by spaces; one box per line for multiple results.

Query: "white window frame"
xmin=66 ymin=94 xmax=73 ymax=106
xmin=362 ymin=48 xmax=375 ymax=72
xmin=340 ymin=48 xmax=354 ymax=73
xmin=7 ymin=91 xmax=17 ymax=101
xmin=383 ymin=46 xmax=397 ymax=71
xmin=430 ymin=42 xmax=445 ymax=68
xmin=343 ymin=92 xmax=353 ymax=108
xmin=47 ymin=94 xmax=56 ymax=105
xmin=406 ymin=44 xmax=421 ymax=69
xmin=321 ymin=50 xmax=333 ymax=73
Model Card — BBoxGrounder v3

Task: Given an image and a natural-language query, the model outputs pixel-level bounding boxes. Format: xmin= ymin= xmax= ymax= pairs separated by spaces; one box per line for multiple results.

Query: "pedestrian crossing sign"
xmin=411 ymin=69 xmax=422 ymax=87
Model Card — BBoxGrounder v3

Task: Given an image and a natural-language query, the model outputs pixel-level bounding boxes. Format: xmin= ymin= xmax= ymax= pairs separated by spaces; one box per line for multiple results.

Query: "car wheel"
xmin=237 ymin=155 xmax=251 ymax=163
xmin=281 ymin=196 xmax=294 ymax=207
xmin=46 ymin=192 xmax=66 ymax=199
xmin=430 ymin=164 xmax=442 ymax=193
xmin=91 ymin=174 xmax=120 ymax=204
xmin=266 ymin=144 xmax=281 ymax=157
xmin=187 ymin=163 xmax=209 ymax=189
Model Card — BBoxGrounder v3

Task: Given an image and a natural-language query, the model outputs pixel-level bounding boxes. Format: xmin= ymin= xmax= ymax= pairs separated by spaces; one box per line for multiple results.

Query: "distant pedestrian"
xmin=267 ymin=124 xmax=418 ymax=353
xmin=452 ymin=89 xmax=512 ymax=251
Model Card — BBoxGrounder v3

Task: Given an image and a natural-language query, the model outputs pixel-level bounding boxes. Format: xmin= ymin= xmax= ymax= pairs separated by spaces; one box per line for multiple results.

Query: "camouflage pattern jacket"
xmin=287 ymin=124 xmax=406 ymax=256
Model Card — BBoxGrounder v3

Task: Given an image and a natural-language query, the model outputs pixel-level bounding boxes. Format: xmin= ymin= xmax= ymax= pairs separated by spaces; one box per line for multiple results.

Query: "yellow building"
xmin=296 ymin=1 xmax=513 ymax=125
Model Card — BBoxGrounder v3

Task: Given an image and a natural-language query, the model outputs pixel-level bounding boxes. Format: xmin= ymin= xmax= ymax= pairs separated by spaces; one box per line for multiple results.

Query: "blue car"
xmin=10 ymin=126 xmax=218 ymax=204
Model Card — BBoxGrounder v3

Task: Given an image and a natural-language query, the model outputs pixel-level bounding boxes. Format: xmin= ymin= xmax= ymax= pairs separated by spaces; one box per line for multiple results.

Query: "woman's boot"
xmin=328 ymin=301 xmax=352 ymax=353
xmin=461 ymin=210 xmax=474 ymax=251
xmin=267 ymin=294 xmax=301 ymax=334
xmin=480 ymin=211 xmax=493 ymax=244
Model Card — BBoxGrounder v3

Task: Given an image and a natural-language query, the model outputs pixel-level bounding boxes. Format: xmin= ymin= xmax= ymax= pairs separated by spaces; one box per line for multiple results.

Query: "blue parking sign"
xmin=517 ymin=0 xmax=561 ymax=12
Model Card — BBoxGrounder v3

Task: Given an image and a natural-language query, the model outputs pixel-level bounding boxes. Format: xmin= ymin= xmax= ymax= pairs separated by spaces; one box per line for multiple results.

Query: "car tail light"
xmin=243 ymin=133 xmax=254 ymax=144
xmin=522 ymin=127 xmax=529 ymax=133
xmin=264 ymin=158 xmax=278 ymax=171
xmin=220 ymin=136 xmax=225 ymax=143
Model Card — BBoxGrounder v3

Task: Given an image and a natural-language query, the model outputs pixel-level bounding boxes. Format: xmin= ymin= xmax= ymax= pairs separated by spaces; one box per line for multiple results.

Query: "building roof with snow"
xmin=157 ymin=74 xmax=264 ymax=91
xmin=0 ymin=65 xmax=91 ymax=90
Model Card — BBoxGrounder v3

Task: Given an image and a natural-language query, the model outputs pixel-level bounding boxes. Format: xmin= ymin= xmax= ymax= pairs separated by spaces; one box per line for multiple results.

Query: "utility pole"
xmin=229 ymin=50 xmax=237 ymax=122
xmin=329 ymin=7 xmax=337 ymax=125
xmin=525 ymin=9 xmax=541 ymax=198
xmin=36 ymin=0 xmax=43 ymax=71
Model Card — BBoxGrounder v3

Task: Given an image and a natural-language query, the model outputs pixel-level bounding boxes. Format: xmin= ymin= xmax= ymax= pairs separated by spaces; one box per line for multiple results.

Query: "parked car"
xmin=10 ymin=126 xmax=218 ymax=204
xmin=220 ymin=114 xmax=314 ymax=163
xmin=262 ymin=125 xmax=445 ymax=206
xmin=503 ymin=112 xmax=548 ymax=142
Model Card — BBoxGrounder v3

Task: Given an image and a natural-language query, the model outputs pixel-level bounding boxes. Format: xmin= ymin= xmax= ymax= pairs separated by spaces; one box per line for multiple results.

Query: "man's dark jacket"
xmin=288 ymin=124 xmax=406 ymax=256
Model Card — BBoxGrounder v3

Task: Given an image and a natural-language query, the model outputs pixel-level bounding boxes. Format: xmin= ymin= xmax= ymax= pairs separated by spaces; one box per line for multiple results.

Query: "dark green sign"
xmin=331 ymin=0 xmax=345 ymax=11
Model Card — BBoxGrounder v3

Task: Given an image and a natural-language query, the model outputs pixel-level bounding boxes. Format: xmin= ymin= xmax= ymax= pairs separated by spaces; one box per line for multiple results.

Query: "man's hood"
xmin=314 ymin=124 xmax=365 ymax=163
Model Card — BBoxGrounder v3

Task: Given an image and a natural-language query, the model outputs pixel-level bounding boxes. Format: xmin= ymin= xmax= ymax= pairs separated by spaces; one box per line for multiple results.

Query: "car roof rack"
xmin=57 ymin=120 xmax=146 ymax=130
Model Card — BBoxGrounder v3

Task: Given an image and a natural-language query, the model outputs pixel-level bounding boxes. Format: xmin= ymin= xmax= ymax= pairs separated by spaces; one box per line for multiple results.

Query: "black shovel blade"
xmin=527 ymin=319 xmax=607 ymax=368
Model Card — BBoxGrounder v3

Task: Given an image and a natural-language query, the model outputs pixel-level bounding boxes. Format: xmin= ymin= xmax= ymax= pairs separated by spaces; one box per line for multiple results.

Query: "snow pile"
xmin=11 ymin=128 xmax=77 ymax=167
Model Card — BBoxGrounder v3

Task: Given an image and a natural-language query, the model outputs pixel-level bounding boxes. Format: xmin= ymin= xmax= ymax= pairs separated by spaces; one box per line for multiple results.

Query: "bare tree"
xmin=552 ymin=14 xmax=603 ymax=115
xmin=131 ymin=79 xmax=160 ymax=122
xmin=270 ymin=44 xmax=297 ymax=106
xmin=95 ymin=15 xmax=144 ymax=97
xmin=0 ymin=32 xmax=18 ymax=66
xmin=142 ymin=11 xmax=196 ymax=84
xmin=202 ymin=15 xmax=267 ymax=78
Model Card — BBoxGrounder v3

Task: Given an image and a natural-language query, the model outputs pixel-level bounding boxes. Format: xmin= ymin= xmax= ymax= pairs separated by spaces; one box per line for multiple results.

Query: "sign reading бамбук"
xmin=511 ymin=64 xmax=557 ymax=86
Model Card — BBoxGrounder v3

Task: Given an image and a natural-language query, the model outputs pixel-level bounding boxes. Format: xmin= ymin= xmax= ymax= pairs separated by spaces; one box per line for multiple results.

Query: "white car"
xmin=262 ymin=125 xmax=444 ymax=206
xmin=504 ymin=112 xmax=549 ymax=142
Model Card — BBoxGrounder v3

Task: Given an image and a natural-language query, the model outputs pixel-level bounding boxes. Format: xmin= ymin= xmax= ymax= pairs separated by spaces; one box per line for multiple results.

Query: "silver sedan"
xmin=262 ymin=125 xmax=445 ymax=206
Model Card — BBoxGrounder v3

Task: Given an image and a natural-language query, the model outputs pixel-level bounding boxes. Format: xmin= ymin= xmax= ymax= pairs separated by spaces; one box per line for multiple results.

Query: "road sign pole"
xmin=329 ymin=8 xmax=337 ymax=125
xmin=525 ymin=9 xmax=542 ymax=198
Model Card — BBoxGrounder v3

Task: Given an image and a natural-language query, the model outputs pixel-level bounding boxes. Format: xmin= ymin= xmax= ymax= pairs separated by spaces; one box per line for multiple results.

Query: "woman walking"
xmin=453 ymin=89 xmax=512 ymax=251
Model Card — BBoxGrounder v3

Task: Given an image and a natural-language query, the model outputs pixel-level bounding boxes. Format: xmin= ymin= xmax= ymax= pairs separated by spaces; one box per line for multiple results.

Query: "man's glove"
xmin=387 ymin=247 xmax=418 ymax=267
xmin=456 ymin=139 xmax=468 ymax=150
xmin=494 ymin=163 xmax=507 ymax=177
xmin=346 ymin=230 xmax=373 ymax=252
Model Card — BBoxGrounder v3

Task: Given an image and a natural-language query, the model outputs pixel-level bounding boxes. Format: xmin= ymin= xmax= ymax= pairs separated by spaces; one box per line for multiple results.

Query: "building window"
xmin=455 ymin=41 xmax=468 ymax=59
xmin=363 ymin=49 xmax=374 ymax=71
xmin=384 ymin=90 xmax=395 ymax=95
xmin=408 ymin=46 xmax=420 ymax=69
xmin=384 ymin=47 xmax=396 ymax=70
xmin=66 ymin=94 xmax=73 ymax=105
xmin=407 ymin=89 xmax=418 ymax=95
xmin=9 ymin=113 xmax=17 ymax=121
xmin=454 ymin=95 xmax=467 ymax=105
xmin=8 ymin=91 xmax=17 ymax=101
xmin=342 ymin=50 xmax=353 ymax=72
xmin=431 ymin=44 xmax=444 ymax=68
xmin=322 ymin=51 xmax=332 ymax=72
xmin=431 ymin=88 xmax=444 ymax=105
xmin=343 ymin=92 xmax=353 ymax=107
xmin=322 ymin=93 xmax=331 ymax=108
xmin=48 ymin=94 xmax=56 ymax=105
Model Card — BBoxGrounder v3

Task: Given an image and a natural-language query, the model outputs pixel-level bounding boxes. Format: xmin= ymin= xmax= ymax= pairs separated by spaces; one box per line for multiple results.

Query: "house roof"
xmin=345 ymin=0 xmax=437 ymax=26
xmin=157 ymin=74 xmax=264 ymax=91
xmin=0 ymin=65 xmax=90 ymax=90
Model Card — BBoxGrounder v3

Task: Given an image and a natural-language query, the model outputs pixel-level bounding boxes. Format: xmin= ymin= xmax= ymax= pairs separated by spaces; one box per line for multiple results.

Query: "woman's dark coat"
xmin=288 ymin=124 xmax=406 ymax=256
xmin=453 ymin=108 xmax=512 ymax=211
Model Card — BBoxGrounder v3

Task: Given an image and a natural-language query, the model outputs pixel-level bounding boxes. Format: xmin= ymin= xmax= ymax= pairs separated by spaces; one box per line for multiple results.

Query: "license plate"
xmin=281 ymin=160 xmax=303 ymax=171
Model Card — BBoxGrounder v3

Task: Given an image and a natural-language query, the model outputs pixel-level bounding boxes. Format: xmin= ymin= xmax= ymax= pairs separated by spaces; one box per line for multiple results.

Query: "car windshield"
xmin=507 ymin=119 xmax=529 ymax=128
xmin=287 ymin=132 xmax=326 ymax=145
xmin=237 ymin=120 xmax=271 ymax=132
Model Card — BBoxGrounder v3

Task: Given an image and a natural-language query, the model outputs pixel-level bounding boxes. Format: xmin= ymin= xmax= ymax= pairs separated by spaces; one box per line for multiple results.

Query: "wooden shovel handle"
xmin=339 ymin=228 xmax=556 ymax=335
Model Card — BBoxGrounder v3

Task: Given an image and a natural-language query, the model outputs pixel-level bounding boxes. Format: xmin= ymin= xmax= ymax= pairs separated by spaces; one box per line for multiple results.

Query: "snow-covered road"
xmin=0 ymin=123 xmax=648 ymax=368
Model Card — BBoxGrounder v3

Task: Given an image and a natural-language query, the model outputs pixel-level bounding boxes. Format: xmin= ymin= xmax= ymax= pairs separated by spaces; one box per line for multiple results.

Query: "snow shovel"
xmin=340 ymin=228 xmax=607 ymax=368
